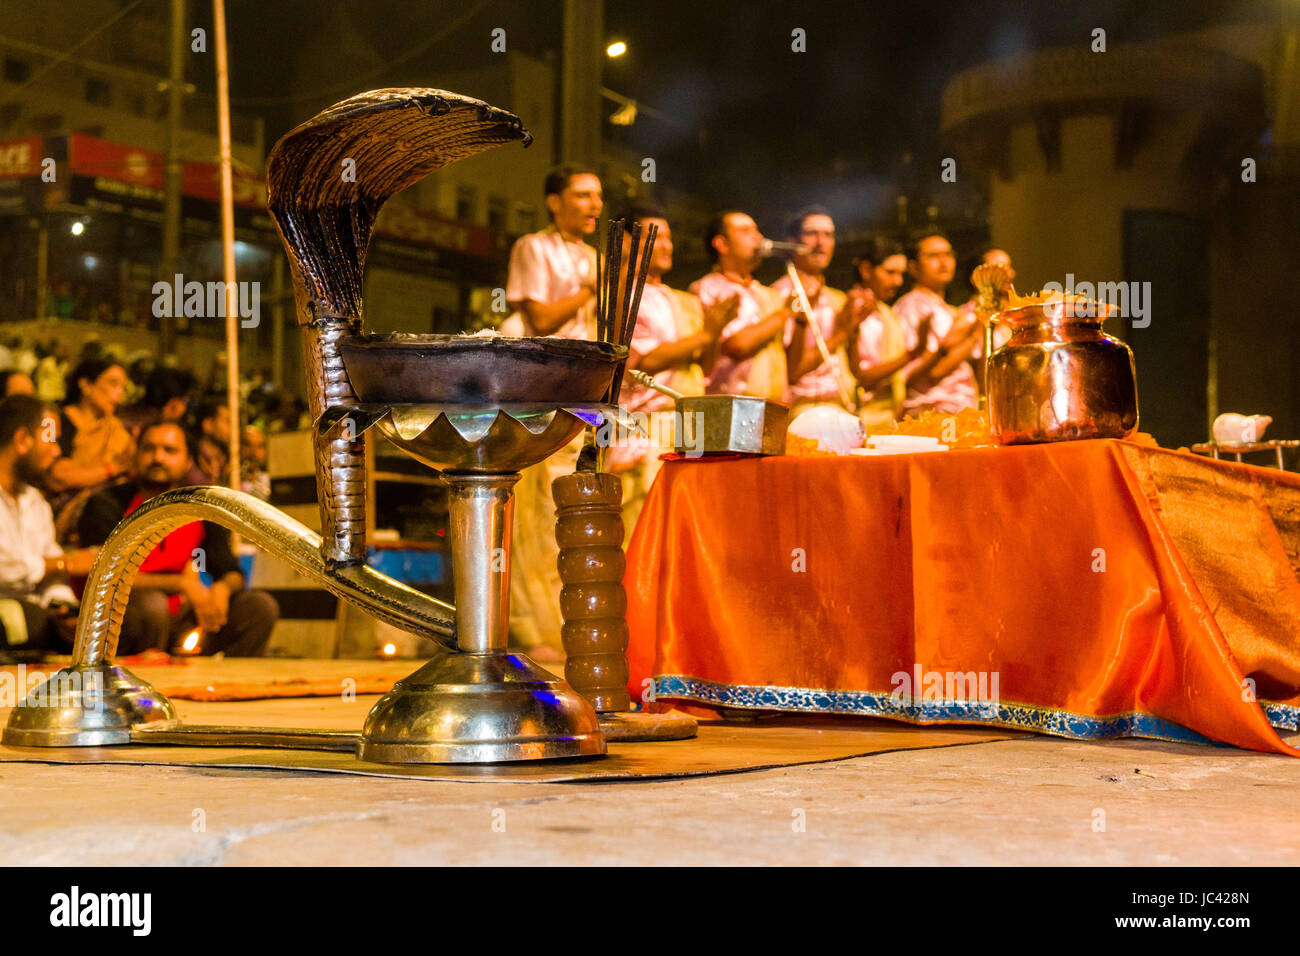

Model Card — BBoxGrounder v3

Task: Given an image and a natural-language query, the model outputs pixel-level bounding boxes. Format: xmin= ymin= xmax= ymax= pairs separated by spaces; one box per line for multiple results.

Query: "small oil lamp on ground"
xmin=176 ymin=628 xmax=203 ymax=657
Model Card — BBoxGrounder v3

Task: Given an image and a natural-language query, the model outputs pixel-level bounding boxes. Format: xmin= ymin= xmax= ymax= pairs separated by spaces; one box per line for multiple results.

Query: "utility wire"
xmin=6 ymin=0 xmax=150 ymax=97
xmin=3 ymin=0 xmax=493 ymax=120
xmin=0 ymin=32 xmax=163 ymax=87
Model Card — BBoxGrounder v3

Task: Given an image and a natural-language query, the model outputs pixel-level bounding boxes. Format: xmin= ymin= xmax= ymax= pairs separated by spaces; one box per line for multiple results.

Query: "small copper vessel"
xmin=987 ymin=298 xmax=1138 ymax=445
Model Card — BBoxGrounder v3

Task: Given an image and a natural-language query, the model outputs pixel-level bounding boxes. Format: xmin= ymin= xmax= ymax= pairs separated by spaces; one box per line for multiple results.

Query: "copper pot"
xmin=987 ymin=299 xmax=1138 ymax=445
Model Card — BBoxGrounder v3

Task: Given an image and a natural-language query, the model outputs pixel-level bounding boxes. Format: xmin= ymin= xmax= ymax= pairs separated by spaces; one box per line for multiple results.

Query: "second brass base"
xmin=359 ymin=650 xmax=606 ymax=763
xmin=2 ymin=664 xmax=177 ymax=748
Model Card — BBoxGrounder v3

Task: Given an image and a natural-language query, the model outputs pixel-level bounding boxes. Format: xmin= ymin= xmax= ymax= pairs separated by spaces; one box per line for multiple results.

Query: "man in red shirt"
xmin=78 ymin=420 xmax=278 ymax=656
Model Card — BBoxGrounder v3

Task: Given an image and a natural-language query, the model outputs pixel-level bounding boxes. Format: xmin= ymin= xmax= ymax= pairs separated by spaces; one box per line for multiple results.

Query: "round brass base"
xmin=597 ymin=710 xmax=698 ymax=742
xmin=2 ymin=664 xmax=178 ymax=747
xmin=358 ymin=651 xmax=606 ymax=764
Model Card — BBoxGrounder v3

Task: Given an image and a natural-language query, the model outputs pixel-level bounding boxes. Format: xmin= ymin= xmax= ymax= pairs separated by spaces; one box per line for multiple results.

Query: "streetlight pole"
xmin=561 ymin=0 xmax=603 ymax=167
xmin=213 ymin=0 xmax=240 ymax=490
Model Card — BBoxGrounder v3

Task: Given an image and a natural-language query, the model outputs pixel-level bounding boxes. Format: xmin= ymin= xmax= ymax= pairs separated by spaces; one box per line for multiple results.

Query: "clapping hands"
xmin=703 ymin=293 xmax=740 ymax=338
xmin=837 ymin=287 xmax=875 ymax=335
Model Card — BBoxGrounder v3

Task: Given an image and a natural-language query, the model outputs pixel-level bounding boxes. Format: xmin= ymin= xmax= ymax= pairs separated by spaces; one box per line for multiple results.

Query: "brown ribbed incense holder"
xmin=552 ymin=469 xmax=696 ymax=741
xmin=554 ymin=471 xmax=629 ymax=710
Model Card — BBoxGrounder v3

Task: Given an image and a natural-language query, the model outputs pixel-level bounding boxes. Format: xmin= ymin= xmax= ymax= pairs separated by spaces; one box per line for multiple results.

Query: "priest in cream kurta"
xmin=771 ymin=207 xmax=867 ymax=414
xmin=502 ymin=167 xmax=602 ymax=659
xmin=691 ymin=211 xmax=794 ymax=403
xmin=847 ymin=239 xmax=925 ymax=429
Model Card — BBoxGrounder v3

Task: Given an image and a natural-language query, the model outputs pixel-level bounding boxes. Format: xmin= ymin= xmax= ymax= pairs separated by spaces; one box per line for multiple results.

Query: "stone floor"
xmin=1 ymin=729 xmax=1296 ymax=866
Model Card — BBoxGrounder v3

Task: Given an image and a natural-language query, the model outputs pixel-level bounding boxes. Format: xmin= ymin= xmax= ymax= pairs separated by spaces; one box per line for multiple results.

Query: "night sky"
xmin=187 ymin=0 xmax=1280 ymax=227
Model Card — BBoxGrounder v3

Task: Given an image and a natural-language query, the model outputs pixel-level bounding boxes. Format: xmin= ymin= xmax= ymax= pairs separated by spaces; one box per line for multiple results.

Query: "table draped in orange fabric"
xmin=623 ymin=439 xmax=1300 ymax=755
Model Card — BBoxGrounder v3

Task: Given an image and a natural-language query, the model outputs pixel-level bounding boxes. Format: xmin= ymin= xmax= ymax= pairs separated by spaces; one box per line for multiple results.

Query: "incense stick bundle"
xmin=628 ymin=221 xmax=657 ymax=346
xmin=618 ymin=220 xmax=642 ymax=349
xmin=600 ymin=218 xmax=624 ymax=346
xmin=593 ymin=217 xmax=658 ymax=406
xmin=611 ymin=220 xmax=656 ymax=406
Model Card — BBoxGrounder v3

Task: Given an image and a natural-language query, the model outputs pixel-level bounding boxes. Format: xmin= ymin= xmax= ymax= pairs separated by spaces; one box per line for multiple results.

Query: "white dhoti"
xmin=507 ymin=434 xmax=582 ymax=652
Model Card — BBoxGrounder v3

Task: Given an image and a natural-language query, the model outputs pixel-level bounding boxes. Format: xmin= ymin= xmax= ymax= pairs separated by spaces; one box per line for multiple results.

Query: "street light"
xmin=606 ymin=40 xmax=627 ymax=57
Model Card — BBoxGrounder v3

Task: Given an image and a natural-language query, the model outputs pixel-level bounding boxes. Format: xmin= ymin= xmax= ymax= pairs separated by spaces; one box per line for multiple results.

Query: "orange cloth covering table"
xmin=624 ymin=439 xmax=1300 ymax=755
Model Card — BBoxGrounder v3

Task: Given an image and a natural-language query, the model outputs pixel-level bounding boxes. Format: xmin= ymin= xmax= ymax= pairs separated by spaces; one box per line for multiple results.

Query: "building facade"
xmin=942 ymin=25 xmax=1297 ymax=447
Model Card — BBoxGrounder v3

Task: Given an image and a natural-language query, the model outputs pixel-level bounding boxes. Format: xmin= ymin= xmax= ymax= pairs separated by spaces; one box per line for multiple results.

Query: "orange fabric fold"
xmin=624 ymin=439 xmax=1300 ymax=755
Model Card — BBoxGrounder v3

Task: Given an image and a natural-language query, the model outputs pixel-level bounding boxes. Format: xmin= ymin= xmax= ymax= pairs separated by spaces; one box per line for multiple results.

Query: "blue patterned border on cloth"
xmin=647 ymin=675 xmax=1292 ymax=747
xmin=1262 ymin=700 xmax=1300 ymax=732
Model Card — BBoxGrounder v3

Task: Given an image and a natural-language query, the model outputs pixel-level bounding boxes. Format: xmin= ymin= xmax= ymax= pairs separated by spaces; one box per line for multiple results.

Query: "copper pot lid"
xmin=993 ymin=295 xmax=1113 ymax=329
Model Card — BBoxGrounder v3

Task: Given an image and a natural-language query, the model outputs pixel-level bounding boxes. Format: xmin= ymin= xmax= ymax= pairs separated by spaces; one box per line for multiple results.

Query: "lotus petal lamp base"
xmin=1 ymin=664 xmax=178 ymax=748
xmin=359 ymin=651 xmax=606 ymax=763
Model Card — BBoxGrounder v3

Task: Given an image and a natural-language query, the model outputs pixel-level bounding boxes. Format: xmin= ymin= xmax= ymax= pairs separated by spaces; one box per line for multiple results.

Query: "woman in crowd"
xmin=46 ymin=358 xmax=135 ymax=541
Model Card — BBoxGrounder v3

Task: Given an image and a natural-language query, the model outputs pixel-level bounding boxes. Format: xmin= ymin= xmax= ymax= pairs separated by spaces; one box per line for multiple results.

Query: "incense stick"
xmin=605 ymin=218 xmax=624 ymax=345
xmin=594 ymin=221 xmax=605 ymax=343
xmin=619 ymin=221 xmax=641 ymax=348
xmin=626 ymin=221 xmax=656 ymax=348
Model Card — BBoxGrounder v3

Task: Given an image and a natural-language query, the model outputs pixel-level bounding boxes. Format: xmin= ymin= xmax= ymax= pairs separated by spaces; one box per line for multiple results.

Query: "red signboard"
xmin=0 ymin=136 xmax=45 ymax=179
xmin=16 ymin=132 xmax=496 ymax=259
xmin=68 ymin=134 xmax=164 ymax=191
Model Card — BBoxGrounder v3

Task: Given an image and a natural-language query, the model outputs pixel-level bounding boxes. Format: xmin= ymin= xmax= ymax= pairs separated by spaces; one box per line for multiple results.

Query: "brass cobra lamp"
xmin=4 ymin=89 xmax=618 ymax=763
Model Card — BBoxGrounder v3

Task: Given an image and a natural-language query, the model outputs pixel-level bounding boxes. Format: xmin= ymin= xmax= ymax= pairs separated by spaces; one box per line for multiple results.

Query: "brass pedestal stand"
xmin=2 ymin=89 xmax=627 ymax=765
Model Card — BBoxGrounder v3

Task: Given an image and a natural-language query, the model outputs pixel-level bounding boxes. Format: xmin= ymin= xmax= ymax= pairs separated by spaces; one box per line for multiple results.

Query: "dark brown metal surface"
xmin=266 ymin=88 xmax=532 ymax=564
xmin=340 ymin=334 xmax=624 ymax=405
xmin=266 ymin=89 xmax=531 ymax=319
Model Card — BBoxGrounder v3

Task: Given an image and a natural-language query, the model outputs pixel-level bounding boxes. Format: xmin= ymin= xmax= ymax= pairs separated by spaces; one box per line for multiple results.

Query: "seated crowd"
xmin=0 ymin=344 xmax=285 ymax=663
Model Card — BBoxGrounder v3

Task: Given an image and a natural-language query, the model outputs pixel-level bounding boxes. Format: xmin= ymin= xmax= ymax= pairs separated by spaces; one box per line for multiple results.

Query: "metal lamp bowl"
xmin=340 ymin=334 xmax=626 ymax=405
xmin=374 ymin=404 xmax=601 ymax=473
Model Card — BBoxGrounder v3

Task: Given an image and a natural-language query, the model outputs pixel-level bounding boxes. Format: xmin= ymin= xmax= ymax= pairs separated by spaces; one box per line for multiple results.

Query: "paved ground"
xmin=1 ymin=732 xmax=1295 ymax=866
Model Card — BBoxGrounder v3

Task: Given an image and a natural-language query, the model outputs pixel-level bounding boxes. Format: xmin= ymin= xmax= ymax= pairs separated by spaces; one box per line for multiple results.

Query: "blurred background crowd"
xmin=0 ymin=330 xmax=305 ymax=533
